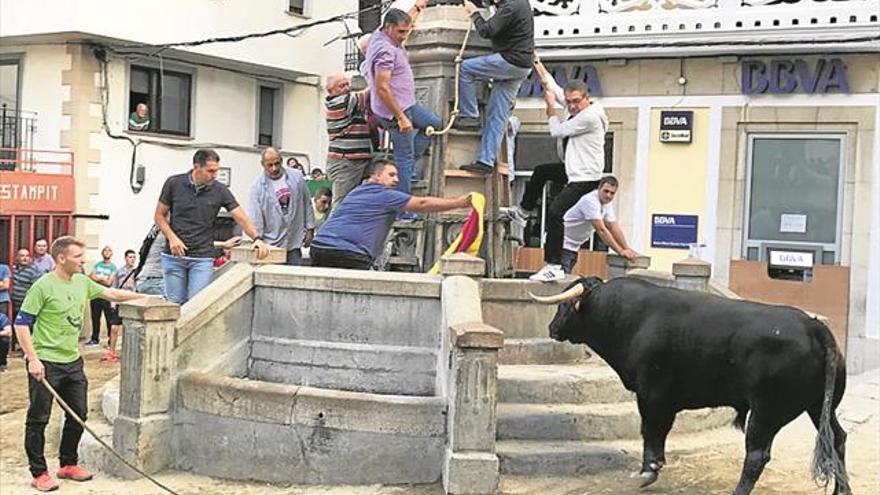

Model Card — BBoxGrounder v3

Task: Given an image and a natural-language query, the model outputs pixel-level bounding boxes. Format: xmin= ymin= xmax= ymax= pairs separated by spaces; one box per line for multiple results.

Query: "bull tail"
xmin=810 ymin=320 xmax=849 ymax=491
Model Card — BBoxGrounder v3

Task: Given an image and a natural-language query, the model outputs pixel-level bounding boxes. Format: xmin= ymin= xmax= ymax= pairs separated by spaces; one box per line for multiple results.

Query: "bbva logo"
xmin=654 ymin=216 xmax=677 ymax=225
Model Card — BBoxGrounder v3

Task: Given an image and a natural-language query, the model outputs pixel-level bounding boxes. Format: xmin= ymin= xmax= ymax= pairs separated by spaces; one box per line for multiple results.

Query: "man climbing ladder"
xmin=455 ymin=0 xmax=535 ymax=175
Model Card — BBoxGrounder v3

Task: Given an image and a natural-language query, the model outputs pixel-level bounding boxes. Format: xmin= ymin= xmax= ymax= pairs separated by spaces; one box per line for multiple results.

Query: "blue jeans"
xmin=161 ymin=253 xmax=214 ymax=304
xmin=458 ymin=53 xmax=531 ymax=166
xmin=135 ymin=277 xmax=165 ymax=296
xmin=380 ymin=103 xmax=441 ymax=196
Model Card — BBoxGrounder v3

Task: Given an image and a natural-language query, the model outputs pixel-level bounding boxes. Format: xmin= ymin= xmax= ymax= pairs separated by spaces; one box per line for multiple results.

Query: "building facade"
xmin=1 ymin=0 xmax=356 ymax=265
xmin=513 ymin=0 xmax=879 ymax=371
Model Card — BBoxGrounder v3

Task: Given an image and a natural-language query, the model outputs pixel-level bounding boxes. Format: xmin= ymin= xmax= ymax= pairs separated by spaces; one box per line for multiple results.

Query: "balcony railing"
xmin=0 ymin=148 xmax=74 ymax=175
xmin=0 ymin=104 xmax=37 ymax=171
xmin=530 ymin=0 xmax=880 ymax=57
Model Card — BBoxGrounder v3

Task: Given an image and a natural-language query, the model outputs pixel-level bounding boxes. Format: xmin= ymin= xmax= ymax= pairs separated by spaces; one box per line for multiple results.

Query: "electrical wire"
xmin=112 ymin=1 xmax=394 ymax=51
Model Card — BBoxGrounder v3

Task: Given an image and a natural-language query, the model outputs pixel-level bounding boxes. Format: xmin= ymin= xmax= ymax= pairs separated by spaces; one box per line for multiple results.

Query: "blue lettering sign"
xmin=519 ymin=64 xmax=602 ymax=97
xmin=651 ymin=214 xmax=699 ymax=249
xmin=742 ymin=58 xmax=849 ymax=95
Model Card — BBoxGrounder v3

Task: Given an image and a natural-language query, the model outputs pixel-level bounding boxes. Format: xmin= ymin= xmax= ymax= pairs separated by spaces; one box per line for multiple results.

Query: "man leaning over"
xmin=246 ymin=147 xmax=314 ymax=266
xmin=154 ymin=148 xmax=269 ymax=304
xmin=560 ymin=175 xmax=638 ymax=274
xmin=310 ymin=156 xmax=472 ymax=270
xmin=14 ymin=236 xmax=147 ymax=492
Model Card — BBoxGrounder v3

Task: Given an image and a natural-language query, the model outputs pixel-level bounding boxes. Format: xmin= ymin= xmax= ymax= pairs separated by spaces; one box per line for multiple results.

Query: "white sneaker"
xmin=529 ymin=264 xmax=566 ymax=283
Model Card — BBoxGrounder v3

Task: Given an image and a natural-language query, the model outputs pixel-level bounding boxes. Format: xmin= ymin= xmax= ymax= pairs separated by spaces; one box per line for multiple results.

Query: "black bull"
xmin=532 ymin=276 xmax=851 ymax=495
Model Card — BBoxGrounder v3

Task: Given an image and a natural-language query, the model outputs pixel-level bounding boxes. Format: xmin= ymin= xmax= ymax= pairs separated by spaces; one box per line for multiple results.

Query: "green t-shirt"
xmin=21 ymin=272 xmax=106 ymax=363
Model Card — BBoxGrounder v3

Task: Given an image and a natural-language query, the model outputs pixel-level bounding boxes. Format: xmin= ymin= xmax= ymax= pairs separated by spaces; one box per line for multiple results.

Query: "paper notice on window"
xmin=780 ymin=214 xmax=807 ymax=234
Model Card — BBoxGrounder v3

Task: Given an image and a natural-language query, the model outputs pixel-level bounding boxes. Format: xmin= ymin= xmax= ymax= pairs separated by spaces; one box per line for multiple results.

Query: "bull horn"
xmin=528 ymin=284 xmax=585 ymax=304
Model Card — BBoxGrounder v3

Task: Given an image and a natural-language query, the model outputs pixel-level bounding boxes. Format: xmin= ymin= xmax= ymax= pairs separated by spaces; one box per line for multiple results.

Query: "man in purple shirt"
xmin=364 ymin=8 xmax=441 ymax=201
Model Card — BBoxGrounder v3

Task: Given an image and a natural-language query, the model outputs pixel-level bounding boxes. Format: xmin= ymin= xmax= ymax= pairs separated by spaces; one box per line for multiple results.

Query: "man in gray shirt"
xmin=246 ymin=147 xmax=315 ymax=265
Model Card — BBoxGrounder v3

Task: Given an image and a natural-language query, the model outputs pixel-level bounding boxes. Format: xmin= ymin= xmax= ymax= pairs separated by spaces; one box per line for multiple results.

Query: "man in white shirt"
xmin=530 ymin=59 xmax=610 ymax=282
xmin=560 ymin=176 xmax=638 ymax=273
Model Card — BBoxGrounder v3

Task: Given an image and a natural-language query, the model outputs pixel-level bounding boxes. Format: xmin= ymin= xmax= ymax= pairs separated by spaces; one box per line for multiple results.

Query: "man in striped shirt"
xmin=325 ymin=73 xmax=373 ymax=209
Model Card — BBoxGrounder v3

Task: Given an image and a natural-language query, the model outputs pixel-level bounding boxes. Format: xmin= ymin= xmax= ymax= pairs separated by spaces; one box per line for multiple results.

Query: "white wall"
xmin=0 ymin=45 xmax=70 ymax=151
xmin=1 ymin=0 xmax=358 ymax=78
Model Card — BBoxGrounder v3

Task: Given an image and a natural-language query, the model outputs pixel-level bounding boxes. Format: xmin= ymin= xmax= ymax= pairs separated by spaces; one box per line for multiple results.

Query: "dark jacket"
xmin=471 ymin=0 xmax=535 ymax=68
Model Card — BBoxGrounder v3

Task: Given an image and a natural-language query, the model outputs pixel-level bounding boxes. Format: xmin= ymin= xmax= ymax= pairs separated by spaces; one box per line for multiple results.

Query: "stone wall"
xmin=249 ymin=266 xmax=444 ymax=396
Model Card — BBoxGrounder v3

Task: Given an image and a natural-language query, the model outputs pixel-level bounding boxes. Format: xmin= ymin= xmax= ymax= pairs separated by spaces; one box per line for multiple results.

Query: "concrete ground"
xmin=1 ymin=350 xmax=877 ymax=495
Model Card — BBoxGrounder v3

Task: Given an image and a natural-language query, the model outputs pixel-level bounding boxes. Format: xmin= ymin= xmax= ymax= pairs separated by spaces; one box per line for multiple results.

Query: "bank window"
xmin=744 ymin=134 xmax=844 ymax=264
xmin=128 ymin=65 xmax=192 ymax=136
xmin=257 ymin=84 xmax=281 ymax=147
xmin=513 ymin=131 xmax=614 ymax=175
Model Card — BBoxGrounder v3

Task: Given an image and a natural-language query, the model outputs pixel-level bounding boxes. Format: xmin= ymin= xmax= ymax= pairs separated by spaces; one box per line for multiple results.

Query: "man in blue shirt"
xmin=0 ymin=262 xmax=10 ymax=372
xmin=311 ymin=156 xmax=472 ymax=270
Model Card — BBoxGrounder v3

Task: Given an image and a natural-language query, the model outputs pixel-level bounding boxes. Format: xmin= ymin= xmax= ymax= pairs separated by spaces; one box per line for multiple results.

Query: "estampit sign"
xmin=0 ymin=171 xmax=75 ymax=213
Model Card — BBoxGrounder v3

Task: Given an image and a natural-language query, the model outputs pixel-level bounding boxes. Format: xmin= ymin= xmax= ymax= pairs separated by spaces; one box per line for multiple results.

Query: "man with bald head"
xmin=246 ymin=146 xmax=314 ymax=265
xmin=324 ymin=72 xmax=373 ymax=208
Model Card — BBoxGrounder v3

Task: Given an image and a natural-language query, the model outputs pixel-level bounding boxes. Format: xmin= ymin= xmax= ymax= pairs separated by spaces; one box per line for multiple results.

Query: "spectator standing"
xmin=530 ymin=60 xmax=609 ymax=283
xmin=155 ymin=149 xmax=269 ymax=304
xmin=31 ymin=239 xmax=55 ymax=275
xmin=364 ymin=8 xmax=441 ymax=197
xmin=457 ymin=0 xmax=534 ymax=175
xmin=11 ymin=249 xmax=41 ymax=338
xmin=312 ymin=188 xmax=332 ymax=232
xmin=325 ymin=72 xmax=373 ymax=208
xmin=101 ymin=249 xmax=137 ymax=363
xmin=134 ymin=226 xmax=166 ymax=296
xmin=287 ymin=157 xmax=305 ymax=177
xmin=310 ymin=156 xmax=471 ymax=270
xmin=246 ymin=147 xmax=314 ymax=266
xmin=87 ymin=246 xmax=116 ymax=346
xmin=0 ymin=311 xmax=9 ymax=372
xmin=14 ymin=236 xmax=145 ymax=492
xmin=0 ymin=261 xmax=9 ymax=371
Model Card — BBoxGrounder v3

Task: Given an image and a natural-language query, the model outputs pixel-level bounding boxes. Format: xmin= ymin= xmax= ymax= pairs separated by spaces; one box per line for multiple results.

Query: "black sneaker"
xmin=459 ymin=161 xmax=493 ymax=175
xmin=452 ymin=117 xmax=481 ymax=131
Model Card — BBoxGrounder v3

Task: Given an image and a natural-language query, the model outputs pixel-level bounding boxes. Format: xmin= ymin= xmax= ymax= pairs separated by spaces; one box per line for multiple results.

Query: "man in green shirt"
xmin=14 ymin=236 xmax=146 ymax=492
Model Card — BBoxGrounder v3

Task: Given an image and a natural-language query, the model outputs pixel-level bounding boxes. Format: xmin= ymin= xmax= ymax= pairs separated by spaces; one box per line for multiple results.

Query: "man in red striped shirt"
xmin=324 ymin=73 xmax=373 ymax=209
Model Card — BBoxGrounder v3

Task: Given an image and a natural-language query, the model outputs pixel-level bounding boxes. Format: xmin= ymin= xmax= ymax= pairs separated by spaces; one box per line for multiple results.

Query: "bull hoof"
xmin=632 ymin=470 xmax=658 ymax=488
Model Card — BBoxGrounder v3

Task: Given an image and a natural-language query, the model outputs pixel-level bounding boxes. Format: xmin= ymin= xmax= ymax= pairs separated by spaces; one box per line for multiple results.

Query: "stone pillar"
xmin=440 ymin=252 xmax=486 ymax=277
xmin=439 ymin=252 xmax=501 ymax=494
xmin=606 ymin=253 xmax=651 ymax=279
xmin=113 ymin=298 xmax=180 ymax=477
xmin=673 ymin=258 xmax=712 ymax=292
xmin=444 ymin=322 xmax=503 ymax=495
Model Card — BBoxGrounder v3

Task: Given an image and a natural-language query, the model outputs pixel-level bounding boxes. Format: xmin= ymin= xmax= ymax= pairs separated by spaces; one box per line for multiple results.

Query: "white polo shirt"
xmin=563 ymin=189 xmax=616 ymax=252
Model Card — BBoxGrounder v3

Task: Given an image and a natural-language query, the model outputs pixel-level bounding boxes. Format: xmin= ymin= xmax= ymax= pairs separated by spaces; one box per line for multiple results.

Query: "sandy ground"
xmin=1 ymin=348 xmax=877 ymax=495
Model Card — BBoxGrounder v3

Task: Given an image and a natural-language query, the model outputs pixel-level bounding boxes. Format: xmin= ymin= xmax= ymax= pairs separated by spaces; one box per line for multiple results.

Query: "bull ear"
xmin=574 ymin=300 xmax=581 ymax=311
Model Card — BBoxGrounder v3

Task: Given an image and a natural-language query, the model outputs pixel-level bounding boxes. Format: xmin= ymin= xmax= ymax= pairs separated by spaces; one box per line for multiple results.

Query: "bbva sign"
xmin=741 ymin=58 xmax=849 ymax=95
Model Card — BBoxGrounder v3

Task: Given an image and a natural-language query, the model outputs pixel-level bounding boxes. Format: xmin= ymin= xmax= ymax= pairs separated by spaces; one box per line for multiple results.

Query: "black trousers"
xmin=310 ymin=246 xmax=373 ymax=270
xmin=544 ymin=180 xmax=600 ymax=265
xmin=90 ymin=298 xmax=112 ymax=342
xmin=520 ymin=162 xmax=567 ymax=211
xmin=26 ymin=358 xmax=88 ymax=476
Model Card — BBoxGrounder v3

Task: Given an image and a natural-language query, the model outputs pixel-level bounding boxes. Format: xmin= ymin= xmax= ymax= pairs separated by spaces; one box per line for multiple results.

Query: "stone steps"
xmin=498 ymin=338 xmax=592 ymax=365
xmin=497 ymin=424 xmax=738 ymax=476
xmin=497 ymin=402 xmax=735 ymax=441
xmin=496 ymin=439 xmax=634 ymax=476
xmin=498 ymin=364 xmax=630 ymax=404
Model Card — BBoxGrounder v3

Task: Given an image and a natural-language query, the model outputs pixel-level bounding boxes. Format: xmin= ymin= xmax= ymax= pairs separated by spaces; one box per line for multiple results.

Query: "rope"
xmin=425 ymin=22 xmax=473 ymax=137
xmin=40 ymin=379 xmax=181 ymax=495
